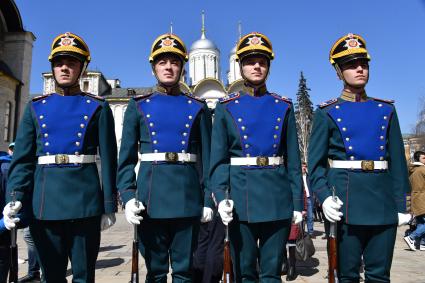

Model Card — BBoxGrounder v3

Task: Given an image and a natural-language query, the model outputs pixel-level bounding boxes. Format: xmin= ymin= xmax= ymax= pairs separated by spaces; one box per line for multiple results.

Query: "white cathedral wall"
xmin=189 ymin=50 xmax=220 ymax=85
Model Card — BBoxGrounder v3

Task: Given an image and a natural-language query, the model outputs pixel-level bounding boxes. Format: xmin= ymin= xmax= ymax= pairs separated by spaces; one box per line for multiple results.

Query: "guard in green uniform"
xmin=308 ymin=33 xmax=411 ymax=283
xmin=117 ymin=33 xmax=213 ymax=282
xmin=2 ymin=32 xmax=118 ymax=283
xmin=209 ymin=32 xmax=303 ymax=283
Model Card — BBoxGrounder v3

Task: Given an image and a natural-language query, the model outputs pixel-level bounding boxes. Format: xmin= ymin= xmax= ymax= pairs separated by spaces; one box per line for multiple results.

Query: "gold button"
xmin=183 ymin=132 xmax=187 ymax=136
xmin=42 ymin=124 xmax=46 ymax=128
xmin=76 ymin=141 xmax=80 ymax=146
xmin=380 ymin=136 xmax=384 ymax=140
xmin=383 ymin=116 xmax=388 ymax=120
xmin=182 ymin=141 xmax=186 ymax=145
xmin=275 ymin=126 xmax=279 ymax=130
xmin=188 ymin=115 xmax=193 ymax=120
xmin=245 ymin=144 xmax=250 ymax=148
xmin=80 ymin=124 xmax=85 ymax=128
xmin=238 ymin=118 xmax=242 ymax=122
xmin=246 ymin=154 xmax=250 ymax=157
xmin=275 ymin=99 xmax=279 ymax=103
xmin=380 ymin=157 xmax=384 ymax=160
xmin=42 ymin=100 xmax=46 ymax=104
xmin=153 ymin=140 xmax=157 ymax=144
xmin=243 ymin=135 xmax=248 ymax=139
xmin=378 ymin=104 xmax=382 ymax=107
xmin=149 ymin=123 xmax=154 ymax=127
xmin=381 ymin=126 xmax=385 ymax=130
xmin=274 ymin=134 xmax=278 ymax=139
xmin=44 ymin=133 xmax=48 ymax=138
xmin=345 ymin=137 xmax=350 ymax=141
xmin=154 ymin=149 xmax=158 ymax=153
xmin=77 ymin=133 xmax=82 ymax=138
xmin=185 ymin=124 xmax=190 ymax=128
xmin=44 ymin=142 xmax=49 ymax=146
xmin=75 ymin=152 xmax=80 ymax=155
xmin=84 ymin=115 xmax=88 ymax=120
xmin=146 ymin=99 xmax=150 ymax=103
xmin=146 ymin=114 xmax=151 ymax=118
xmin=380 ymin=146 xmax=384 ymax=150
xmin=151 ymin=131 xmax=156 ymax=135
xmin=335 ymin=105 xmax=340 ymax=109
xmin=235 ymin=100 xmax=239 ymax=104
xmin=86 ymin=99 xmax=91 ymax=103
xmin=46 ymin=152 xmax=50 ymax=155
xmin=241 ymin=126 xmax=246 ymax=131
xmin=39 ymin=115 xmax=44 ymax=119
xmin=348 ymin=146 xmax=353 ymax=150
xmin=188 ymin=100 xmax=192 ymax=104
xmin=342 ymin=127 xmax=347 ymax=131
xmin=277 ymin=118 xmax=281 ymax=122
xmin=337 ymin=118 xmax=342 ymax=122
xmin=350 ymin=156 xmax=355 ymax=160
xmin=273 ymin=144 xmax=277 ymax=148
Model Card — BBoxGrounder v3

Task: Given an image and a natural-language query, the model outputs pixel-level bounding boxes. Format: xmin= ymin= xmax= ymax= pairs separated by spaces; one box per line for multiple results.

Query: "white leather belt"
xmin=329 ymin=160 xmax=388 ymax=171
xmin=38 ymin=154 xmax=96 ymax=165
xmin=230 ymin=156 xmax=284 ymax=166
xmin=139 ymin=152 xmax=197 ymax=163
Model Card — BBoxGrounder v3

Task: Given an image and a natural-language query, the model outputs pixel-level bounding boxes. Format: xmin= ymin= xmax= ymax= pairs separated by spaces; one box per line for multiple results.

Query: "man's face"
xmin=340 ymin=59 xmax=369 ymax=88
xmin=419 ymin=154 xmax=425 ymax=164
xmin=153 ymin=54 xmax=182 ymax=86
xmin=53 ymin=56 xmax=82 ymax=87
xmin=241 ymin=55 xmax=269 ymax=86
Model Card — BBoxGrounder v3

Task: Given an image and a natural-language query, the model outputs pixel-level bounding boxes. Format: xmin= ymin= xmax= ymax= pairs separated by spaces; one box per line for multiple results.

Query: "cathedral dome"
xmin=190 ymin=33 xmax=218 ymax=51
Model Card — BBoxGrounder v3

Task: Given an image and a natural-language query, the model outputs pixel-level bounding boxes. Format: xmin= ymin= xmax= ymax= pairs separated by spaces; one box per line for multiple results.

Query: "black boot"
xmin=286 ymin=246 xmax=296 ymax=281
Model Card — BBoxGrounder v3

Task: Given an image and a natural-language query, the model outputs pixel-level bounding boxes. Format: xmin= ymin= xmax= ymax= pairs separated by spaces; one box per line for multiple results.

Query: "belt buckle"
xmin=256 ymin=156 xmax=269 ymax=166
xmin=361 ymin=160 xmax=374 ymax=171
xmin=165 ymin=152 xmax=179 ymax=162
xmin=55 ymin=154 xmax=69 ymax=164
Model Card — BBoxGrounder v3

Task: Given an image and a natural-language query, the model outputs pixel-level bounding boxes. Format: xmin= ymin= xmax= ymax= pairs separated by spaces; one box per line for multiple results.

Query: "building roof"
xmin=109 ymin=87 xmax=154 ymax=98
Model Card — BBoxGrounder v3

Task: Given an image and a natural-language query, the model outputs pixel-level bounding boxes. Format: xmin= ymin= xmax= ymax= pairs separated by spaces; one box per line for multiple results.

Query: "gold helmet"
xmin=236 ymin=32 xmax=274 ymax=62
xmin=149 ymin=33 xmax=188 ymax=63
xmin=48 ymin=32 xmax=91 ymax=63
xmin=329 ymin=33 xmax=370 ymax=66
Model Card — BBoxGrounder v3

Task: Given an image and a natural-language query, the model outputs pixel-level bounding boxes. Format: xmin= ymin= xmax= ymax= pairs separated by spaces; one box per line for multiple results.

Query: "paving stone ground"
xmin=15 ymin=212 xmax=424 ymax=282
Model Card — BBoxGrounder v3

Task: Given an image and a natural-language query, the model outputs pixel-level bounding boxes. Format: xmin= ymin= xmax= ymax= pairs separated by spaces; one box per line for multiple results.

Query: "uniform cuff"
xmin=119 ymin=188 xmax=137 ymax=205
xmin=315 ymin=185 xmax=332 ymax=204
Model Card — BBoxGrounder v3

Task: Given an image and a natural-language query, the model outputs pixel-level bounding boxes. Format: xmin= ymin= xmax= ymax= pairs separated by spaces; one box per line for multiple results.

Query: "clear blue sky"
xmin=15 ymin=0 xmax=425 ymax=133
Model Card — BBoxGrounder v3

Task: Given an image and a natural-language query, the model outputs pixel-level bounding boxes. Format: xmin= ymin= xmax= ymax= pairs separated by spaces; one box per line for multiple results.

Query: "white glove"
xmin=125 ymin=198 xmax=145 ymax=225
xmin=398 ymin=213 xmax=412 ymax=226
xmin=3 ymin=201 xmax=22 ymax=230
xmin=292 ymin=211 xmax=303 ymax=224
xmin=200 ymin=207 xmax=214 ymax=223
xmin=218 ymin=199 xmax=234 ymax=226
xmin=100 ymin=213 xmax=116 ymax=231
xmin=322 ymin=196 xmax=343 ymax=223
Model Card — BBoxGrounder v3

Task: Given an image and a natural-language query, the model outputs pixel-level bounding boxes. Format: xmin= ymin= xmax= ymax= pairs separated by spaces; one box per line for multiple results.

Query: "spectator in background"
xmin=302 ymin=162 xmax=314 ymax=237
xmin=404 ymin=151 xmax=425 ymax=251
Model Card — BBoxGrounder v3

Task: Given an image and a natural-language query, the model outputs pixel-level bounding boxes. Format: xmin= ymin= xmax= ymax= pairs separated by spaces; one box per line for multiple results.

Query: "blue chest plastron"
xmin=225 ymin=93 xmax=289 ymax=157
xmin=137 ymin=93 xmax=203 ymax=153
xmin=327 ymin=100 xmax=393 ymax=160
xmin=32 ymin=93 xmax=100 ymax=155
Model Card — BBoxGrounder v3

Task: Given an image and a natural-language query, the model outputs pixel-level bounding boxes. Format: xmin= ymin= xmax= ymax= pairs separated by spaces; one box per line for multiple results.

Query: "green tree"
xmin=294 ymin=71 xmax=314 ymax=162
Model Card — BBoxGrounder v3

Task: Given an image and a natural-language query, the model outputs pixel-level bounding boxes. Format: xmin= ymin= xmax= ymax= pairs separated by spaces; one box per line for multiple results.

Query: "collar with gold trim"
xmin=242 ymin=83 xmax=268 ymax=97
xmin=55 ymin=84 xmax=82 ymax=96
xmin=155 ymin=84 xmax=182 ymax=96
xmin=340 ymin=91 xmax=367 ymax=102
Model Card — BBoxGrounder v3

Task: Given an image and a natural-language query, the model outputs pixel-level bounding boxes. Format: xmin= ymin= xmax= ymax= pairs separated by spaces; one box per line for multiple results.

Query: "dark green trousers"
xmin=138 ymin=217 xmax=199 ymax=283
xmin=338 ymin=223 xmax=397 ymax=283
xmin=30 ymin=216 xmax=101 ymax=283
xmin=229 ymin=219 xmax=291 ymax=283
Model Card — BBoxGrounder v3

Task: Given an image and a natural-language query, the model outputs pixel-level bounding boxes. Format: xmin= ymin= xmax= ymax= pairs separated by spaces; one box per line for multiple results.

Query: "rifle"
xmin=328 ymin=186 xmax=339 ymax=283
xmin=129 ymin=196 xmax=139 ymax=283
xmin=9 ymin=191 xmax=18 ymax=283
xmin=223 ymin=190 xmax=233 ymax=283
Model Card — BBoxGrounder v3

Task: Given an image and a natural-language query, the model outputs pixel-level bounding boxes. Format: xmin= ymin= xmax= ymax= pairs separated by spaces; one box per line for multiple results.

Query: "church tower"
xmin=227 ymin=21 xmax=242 ymax=85
xmin=188 ymin=11 xmax=220 ymax=86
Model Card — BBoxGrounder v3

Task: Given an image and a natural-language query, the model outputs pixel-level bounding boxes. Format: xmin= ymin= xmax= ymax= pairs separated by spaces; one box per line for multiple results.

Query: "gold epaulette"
xmin=184 ymin=92 xmax=205 ymax=103
xmin=85 ymin=92 xmax=105 ymax=101
xmin=319 ymin=98 xmax=338 ymax=108
xmin=134 ymin=92 xmax=153 ymax=100
xmin=371 ymin=97 xmax=394 ymax=104
xmin=219 ymin=92 xmax=240 ymax=103
xmin=270 ymin=93 xmax=292 ymax=103
xmin=32 ymin=93 xmax=51 ymax=102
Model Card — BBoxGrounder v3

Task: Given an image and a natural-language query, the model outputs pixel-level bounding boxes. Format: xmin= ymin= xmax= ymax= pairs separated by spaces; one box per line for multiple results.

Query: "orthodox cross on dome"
xmin=238 ymin=21 xmax=242 ymax=40
xmin=201 ymin=10 xmax=206 ymax=39
xmin=169 ymin=21 xmax=173 ymax=34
